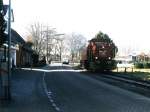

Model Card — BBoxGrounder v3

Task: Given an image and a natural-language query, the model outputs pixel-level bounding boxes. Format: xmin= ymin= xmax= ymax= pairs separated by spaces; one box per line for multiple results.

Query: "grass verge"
xmin=112 ymin=69 xmax=150 ymax=82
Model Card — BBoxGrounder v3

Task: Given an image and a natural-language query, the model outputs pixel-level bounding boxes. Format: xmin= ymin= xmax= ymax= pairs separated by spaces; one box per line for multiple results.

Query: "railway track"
xmin=81 ymin=70 xmax=150 ymax=97
xmin=101 ymin=73 xmax=150 ymax=89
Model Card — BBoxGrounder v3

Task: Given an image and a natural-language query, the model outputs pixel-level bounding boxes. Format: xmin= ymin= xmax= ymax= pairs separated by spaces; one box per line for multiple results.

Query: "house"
xmin=16 ymin=42 xmax=34 ymax=67
xmin=11 ymin=29 xmax=35 ymax=67
xmin=0 ymin=29 xmax=34 ymax=68
xmin=11 ymin=29 xmax=25 ymax=67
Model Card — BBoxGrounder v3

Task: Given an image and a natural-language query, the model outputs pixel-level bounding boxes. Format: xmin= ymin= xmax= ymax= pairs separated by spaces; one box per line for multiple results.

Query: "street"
xmin=1 ymin=64 xmax=150 ymax=112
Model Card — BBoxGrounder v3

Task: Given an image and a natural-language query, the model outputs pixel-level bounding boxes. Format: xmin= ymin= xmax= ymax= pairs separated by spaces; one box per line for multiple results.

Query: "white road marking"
xmin=55 ymin=107 xmax=60 ymax=111
xmin=47 ymin=92 xmax=52 ymax=95
xmin=52 ymin=103 xmax=56 ymax=107
xmin=22 ymin=68 xmax=86 ymax=72
xmin=50 ymin=99 xmax=54 ymax=103
xmin=43 ymin=72 xmax=61 ymax=112
xmin=48 ymin=91 xmax=52 ymax=94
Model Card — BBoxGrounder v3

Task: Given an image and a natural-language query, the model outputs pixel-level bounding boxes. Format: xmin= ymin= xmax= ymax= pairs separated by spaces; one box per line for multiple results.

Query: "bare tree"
xmin=50 ymin=34 xmax=65 ymax=61
xmin=28 ymin=23 xmax=45 ymax=56
xmin=66 ymin=33 xmax=87 ymax=62
xmin=44 ymin=27 xmax=56 ymax=62
xmin=28 ymin=23 xmax=86 ymax=63
xmin=28 ymin=23 xmax=56 ymax=61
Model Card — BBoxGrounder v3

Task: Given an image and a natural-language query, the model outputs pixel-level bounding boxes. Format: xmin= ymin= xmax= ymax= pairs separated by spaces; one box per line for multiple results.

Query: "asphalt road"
xmin=1 ymin=63 xmax=150 ymax=112
xmin=44 ymin=64 xmax=150 ymax=112
xmin=0 ymin=69 xmax=55 ymax=112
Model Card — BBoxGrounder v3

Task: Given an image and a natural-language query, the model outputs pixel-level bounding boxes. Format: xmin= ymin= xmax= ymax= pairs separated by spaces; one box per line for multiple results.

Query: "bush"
xmin=135 ymin=63 xmax=144 ymax=68
xmin=143 ymin=63 xmax=150 ymax=68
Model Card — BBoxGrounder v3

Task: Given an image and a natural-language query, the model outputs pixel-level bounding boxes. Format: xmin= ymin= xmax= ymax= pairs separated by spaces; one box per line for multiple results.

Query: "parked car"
xmin=62 ymin=58 xmax=69 ymax=64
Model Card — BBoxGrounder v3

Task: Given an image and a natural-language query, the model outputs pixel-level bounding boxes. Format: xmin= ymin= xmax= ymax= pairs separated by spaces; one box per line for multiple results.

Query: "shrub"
xmin=135 ymin=62 xmax=144 ymax=68
xmin=143 ymin=63 xmax=150 ymax=68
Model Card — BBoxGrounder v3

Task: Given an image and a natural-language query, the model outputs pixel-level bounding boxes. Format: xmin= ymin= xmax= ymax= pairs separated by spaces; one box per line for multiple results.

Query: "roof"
xmin=3 ymin=5 xmax=8 ymax=16
xmin=3 ymin=29 xmax=34 ymax=53
xmin=11 ymin=29 xmax=25 ymax=45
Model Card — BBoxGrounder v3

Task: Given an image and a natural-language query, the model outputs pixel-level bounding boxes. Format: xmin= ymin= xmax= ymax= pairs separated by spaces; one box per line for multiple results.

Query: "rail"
xmin=101 ymin=73 xmax=150 ymax=89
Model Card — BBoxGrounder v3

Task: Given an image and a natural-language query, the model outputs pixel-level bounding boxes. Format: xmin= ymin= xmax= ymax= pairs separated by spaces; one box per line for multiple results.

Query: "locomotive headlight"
xmin=102 ymin=46 xmax=105 ymax=48
xmin=95 ymin=57 xmax=98 ymax=59
xmin=108 ymin=57 xmax=111 ymax=60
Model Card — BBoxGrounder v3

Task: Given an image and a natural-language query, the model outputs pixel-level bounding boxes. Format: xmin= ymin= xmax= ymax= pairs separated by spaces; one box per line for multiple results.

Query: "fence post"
xmin=124 ymin=67 xmax=127 ymax=73
xmin=132 ymin=67 xmax=133 ymax=72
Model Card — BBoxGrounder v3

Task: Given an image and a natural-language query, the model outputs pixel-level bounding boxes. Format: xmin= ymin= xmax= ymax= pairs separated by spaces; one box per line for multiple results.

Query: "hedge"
xmin=135 ymin=62 xmax=150 ymax=69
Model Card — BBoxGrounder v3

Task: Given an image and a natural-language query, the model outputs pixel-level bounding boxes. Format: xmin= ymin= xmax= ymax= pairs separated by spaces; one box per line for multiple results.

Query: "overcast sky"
xmin=3 ymin=0 xmax=150 ymax=53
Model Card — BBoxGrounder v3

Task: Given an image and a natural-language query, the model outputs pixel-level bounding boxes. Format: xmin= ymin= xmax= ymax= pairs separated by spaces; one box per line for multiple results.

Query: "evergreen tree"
xmin=0 ymin=1 xmax=7 ymax=46
xmin=92 ymin=31 xmax=118 ymax=55
xmin=92 ymin=31 xmax=113 ymax=43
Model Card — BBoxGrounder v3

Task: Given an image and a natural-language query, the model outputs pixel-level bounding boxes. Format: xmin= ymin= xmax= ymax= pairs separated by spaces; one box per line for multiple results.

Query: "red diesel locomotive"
xmin=80 ymin=32 xmax=118 ymax=71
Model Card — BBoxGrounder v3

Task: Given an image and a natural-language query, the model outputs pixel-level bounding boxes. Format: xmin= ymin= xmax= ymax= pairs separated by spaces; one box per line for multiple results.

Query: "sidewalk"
xmin=0 ymin=74 xmax=2 ymax=98
xmin=0 ymin=69 xmax=54 ymax=112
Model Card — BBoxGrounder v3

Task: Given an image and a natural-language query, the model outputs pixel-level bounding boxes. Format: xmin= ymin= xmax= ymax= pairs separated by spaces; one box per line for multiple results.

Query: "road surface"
xmin=1 ymin=63 xmax=150 ymax=112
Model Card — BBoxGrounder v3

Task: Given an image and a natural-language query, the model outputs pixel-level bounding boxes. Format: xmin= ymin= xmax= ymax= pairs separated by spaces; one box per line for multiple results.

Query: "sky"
xmin=3 ymin=0 xmax=150 ymax=54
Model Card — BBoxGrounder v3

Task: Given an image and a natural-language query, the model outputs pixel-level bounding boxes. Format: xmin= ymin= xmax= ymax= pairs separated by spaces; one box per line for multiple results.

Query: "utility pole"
xmin=59 ymin=39 xmax=63 ymax=62
xmin=0 ymin=0 xmax=11 ymax=101
xmin=46 ymin=27 xmax=49 ymax=62
xmin=54 ymin=34 xmax=64 ymax=62
xmin=0 ymin=0 xmax=3 ymax=10
xmin=45 ymin=27 xmax=56 ymax=63
xmin=7 ymin=0 xmax=11 ymax=100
